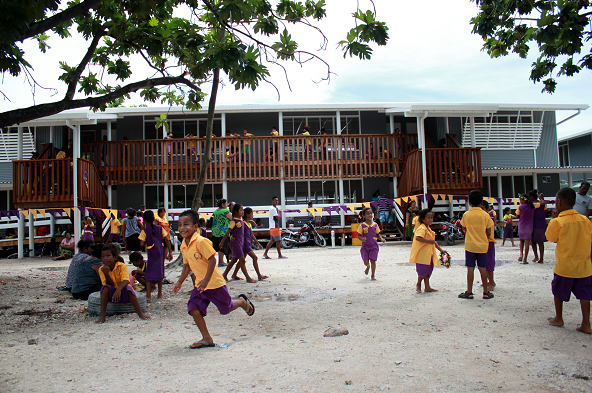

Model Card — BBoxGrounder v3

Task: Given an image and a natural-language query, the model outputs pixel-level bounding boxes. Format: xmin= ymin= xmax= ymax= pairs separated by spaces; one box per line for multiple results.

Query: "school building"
xmin=3 ymin=102 xmax=591 ymax=255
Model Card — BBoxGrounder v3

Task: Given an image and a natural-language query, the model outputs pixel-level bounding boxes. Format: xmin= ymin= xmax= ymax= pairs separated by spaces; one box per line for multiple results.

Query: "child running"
xmin=545 ymin=187 xmax=592 ymax=334
xmin=481 ymin=201 xmax=497 ymax=291
xmin=459 ymin=190 xmax=494 ymax=300
xmin=357 ymin=207 xmax=386 ymax=281
xmin=96 ymin=244 xmax=150 ymax=324
xmin=171 ymin=210 xmax=255 ymax=349
xmin=502 ymin=207 xmax=515 ymax=246
xmin=410 ymin=209 xmax=444 ymax=292
xmin=138 ymin=210 xmax=173 ymax=302
xmin=238 ymin=207 xmax=267 ymax=280
xmin=220 ymin=204 xmax=257 ymax=283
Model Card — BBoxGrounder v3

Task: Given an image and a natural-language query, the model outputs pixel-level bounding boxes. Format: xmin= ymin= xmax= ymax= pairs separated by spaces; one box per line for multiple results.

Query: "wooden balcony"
xmin=81 ymin=134 xmax=419 ymax=184
xmin=13 ymin=158 xmax=108 ymax=209
xmin=398 ymin=148 xmax=482 ymax=197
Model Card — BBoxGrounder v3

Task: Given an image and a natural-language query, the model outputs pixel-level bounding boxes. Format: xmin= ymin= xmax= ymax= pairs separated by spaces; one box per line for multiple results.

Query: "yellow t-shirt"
xmin=545 ymin=209 xmax=592 ymax=278
xmin=409 ymin=223 xmax=438 ymax=266
xmin=303 ymin=131 xmax=312 ymax=146
xmin=138 ymin=227 xmax=168 ymax=249
xmin=243 ymin=133 xmax=253 ymax=145
xmin=181 ymin=232 xmax=225 ymax=290
xmin=99 ymin=262 xmax=130 ymax=288
xmin=271 ymin=130 xmax=279 ymax=143
xmin=412 ymin=215 xmax=419 ymax=230
xmin=110 ymin=218 xmax=121 ymax=235
xmin=460 ymin=207 xmax=493 ymax=254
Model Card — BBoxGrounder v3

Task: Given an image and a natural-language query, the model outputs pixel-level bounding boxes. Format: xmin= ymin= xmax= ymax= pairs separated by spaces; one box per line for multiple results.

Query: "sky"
xmin=2 ymin=0 xmax=591 ymax=138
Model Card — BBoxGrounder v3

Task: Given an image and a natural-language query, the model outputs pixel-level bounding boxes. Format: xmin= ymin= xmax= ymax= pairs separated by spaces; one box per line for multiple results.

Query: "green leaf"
xmin=149 ymin=17 xmax=159 ymax=27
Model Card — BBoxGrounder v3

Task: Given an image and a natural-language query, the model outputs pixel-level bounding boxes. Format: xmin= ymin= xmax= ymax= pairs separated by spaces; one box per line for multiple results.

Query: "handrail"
xmin=78 ymin=158 xmax=108 ymax=208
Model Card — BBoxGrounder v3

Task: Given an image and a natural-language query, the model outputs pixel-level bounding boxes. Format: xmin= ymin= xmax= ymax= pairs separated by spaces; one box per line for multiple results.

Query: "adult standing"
xmin=212 ymin=199 xmax=232 ymax=267
xmin=574 ymin=182 xmax=592 ymax=217
xmin=263 ymin=196 xmax=286 ymax=259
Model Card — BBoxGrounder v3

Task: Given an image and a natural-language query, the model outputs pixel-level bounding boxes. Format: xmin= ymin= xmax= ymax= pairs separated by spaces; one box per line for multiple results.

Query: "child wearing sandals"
xmin=357 ymin=207 xmax=386 ymax=280
xmin=459 ymin=190 xmax=494 ymax=300
xmin=410 ymin=209 xmax=445 ymax=292
xmin=171 ymin=210 xmax=255 ymax=349
xmin=545 ymin=187 xmax=592 ymax=334
xmin=96 ymin=244 xmax=150 ymax=324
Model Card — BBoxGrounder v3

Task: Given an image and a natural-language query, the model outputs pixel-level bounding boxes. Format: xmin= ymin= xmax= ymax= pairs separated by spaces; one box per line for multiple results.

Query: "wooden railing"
xmin=398 ymin=148 xmax=482 ymax=196
xmin=81 ymin=134 xmax=419 ymax=184
xmin=13 ymin=158 xmax=108 ymax=209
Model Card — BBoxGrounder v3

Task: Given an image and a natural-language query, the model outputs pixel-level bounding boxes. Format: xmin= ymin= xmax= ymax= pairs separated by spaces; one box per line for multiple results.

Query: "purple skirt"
xmin=101 ymin=284 xmax=136 ymax=304
xmin=230 ymin=237 xmax=244 ymax=258
xmin=532 ymin=224 xmax=547 ymax=243
xmin=416 ymin=258 xmax=434 ymax=278
xmin=503 ymin=226 xmax=514 ymax=239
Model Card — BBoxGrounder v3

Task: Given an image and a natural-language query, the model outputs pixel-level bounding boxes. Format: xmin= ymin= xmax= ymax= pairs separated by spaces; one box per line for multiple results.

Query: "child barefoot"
xmin=139 ymin=210 xmax=174 ymax=302
xmin=410 ymin=209 xmax=444 ymax=292
xmin=233 ymin=207 xmax=267 ymax=280
xmin=81 ymin=216 xmax=94 ymax=241
xmin=171 ymin=210 xmax=255 ymax=349
xmin=221 ymin=204 xmax=257 ymax=283
xmin=357 ymin=207 xmax=386 ymax=281
xmin=129 ymin=251 xmax=147 ymax=289
xmin=545 ymin=188 xmax=592 ymax=334
xmin=481 ymin=201 xmax=497 ymax=291
xmin=501 ymin=207 xmax=515 ymax=247
xmin=96 ymin=244 xmax=150 ymax=324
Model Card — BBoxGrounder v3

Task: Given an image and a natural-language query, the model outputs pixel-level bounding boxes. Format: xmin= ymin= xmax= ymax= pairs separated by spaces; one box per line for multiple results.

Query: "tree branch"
xmin=65 ymin=29 xmax=105 ymax=100
xmin=0 ymin=75 xmax=200 ymax=128
xmin=12 ymin=0 xmax=104 ymax=43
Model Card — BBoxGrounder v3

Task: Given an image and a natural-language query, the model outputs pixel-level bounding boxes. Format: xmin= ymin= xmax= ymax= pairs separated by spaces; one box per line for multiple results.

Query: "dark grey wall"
xmin=535 ymin=111 xmax=559 ymax=167
xmin=0 ymin=162 xmax=12 ymax=183
xmin=117 ymin=184 xmax=143 ymax=210
xmin=360 ymin=111 xmax=387 ymax=134
xmin=567 ymin=135 xmax=592 ymax=166
xmin=225 ymin=112 xmax=278 ymax=136
xmin=227 ymin=180 xmax=281 ymax=207
xmin=364 ymin=177 xmax=392 ymax=200
xmin=482 ymin=150 xmax=535 ymax=168
xmin=537 ymin=173 xmax=561 ymax=197
xmin=116 ymin=116 xmax=143 ymax=140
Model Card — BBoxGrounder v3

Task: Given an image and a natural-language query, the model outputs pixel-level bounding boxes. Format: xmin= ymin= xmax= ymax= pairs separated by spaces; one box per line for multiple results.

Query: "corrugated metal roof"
xmin=558 ymin=129 xmax=592 ymax=142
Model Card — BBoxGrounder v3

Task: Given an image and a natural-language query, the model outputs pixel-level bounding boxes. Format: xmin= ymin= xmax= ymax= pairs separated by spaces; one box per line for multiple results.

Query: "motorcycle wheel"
xmin=314 ymin=233 xmax=327 ymax=247
xmin=445 ymin=233 xmax=455 ymax=246
xmin=281 ymin=238 xmax=295 ymax=249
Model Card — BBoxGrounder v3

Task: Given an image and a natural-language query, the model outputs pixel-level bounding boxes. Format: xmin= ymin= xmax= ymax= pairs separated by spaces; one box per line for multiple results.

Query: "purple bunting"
xmin=324 ymin=207 xmax=332 ymax=215
xmin=417 ymin=195 xmax=424 ymax=203
xmin=119 ymin=210 xmax=126 ymax=217
xmin=378 ymin=200 xmax=387 ymax=208
xmin=426 ymin=194 xmax=432 ymax=202
xmin=371 ymin=202 xmax=378 ymax=209
xmin=340 ymin=205 xmax=348 ymax=213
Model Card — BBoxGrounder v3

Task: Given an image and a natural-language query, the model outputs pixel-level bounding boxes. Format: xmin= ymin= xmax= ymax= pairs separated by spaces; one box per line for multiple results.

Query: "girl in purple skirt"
xmin=529 ymin=190 xmax=547 ymax=264
xmin=357 ymin=207 xmax=386 ymax=280
xmin=516 ymin=195 xmax=536 ymax=264
xmin=410 ymin=209 xmax=445 ymax=292
xmin=139 ymin=210 xmax=173 ymax=302
xmin=81 ymin=216 xmax=94 ymax=241
xmin=220 ymin=204 xmax=257 ymax=283
xmin=501 ymin=207 xmax=515 ymax=246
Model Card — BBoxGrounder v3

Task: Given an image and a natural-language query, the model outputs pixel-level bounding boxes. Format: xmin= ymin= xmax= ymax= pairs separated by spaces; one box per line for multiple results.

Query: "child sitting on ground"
xmin=96 ymin=244 xmax=150 ymax=324
xmin=459 ymin=190 xmax=494 ymax=300
xmin=545 ymin=187 xmax=592 ymax=334
xmin=130 ymin=251 xmax=146 ymax=289
xmin=171 ymin=210 xmax=254 ymax=349
xmin=502 ymin=207 xmax=515 ymax=247
xmin=410 ymin=209 xmax=444 ymax=293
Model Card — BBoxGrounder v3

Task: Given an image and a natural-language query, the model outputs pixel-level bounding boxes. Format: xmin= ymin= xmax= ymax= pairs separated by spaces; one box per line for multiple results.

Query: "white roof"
xmin=16 ymin=102 xmax=589 ymax=126
xmin=558 ymin=128 xmax=592 ymax=142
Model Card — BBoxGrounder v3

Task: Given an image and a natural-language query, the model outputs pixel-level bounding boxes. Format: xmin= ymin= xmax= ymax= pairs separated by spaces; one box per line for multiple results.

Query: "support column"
xmin=497 ymin=173 xmax=503 ymax=221
xmin=17 ymin=126 xmax=23 ymax=160
xmin=107 ymin=121 xmax=112 ymax=141
xmin=339 ymin=178 xmax=345 ymax=245
xmin=164 ymin=183 xmax=169 ymax=210
xmin=280 ymin=179 xmax=286 ymax=228
xmin=222 ymin=181 xmax=228 ymax=200
xmin=419 ymin=112 xmax=429 ymax=195
xmin=28 ymin=213 xmax=35 ymax=255
xmin=49 ymin=126 xmax=54 ymax=144
xmin=69 ymin=121 xmax=82 ymax=243
xmin=568 ymin=172 xmax=573 ymax=189
xmin=389 ymin=114 xmax=394 ymax=134
xmin=108 ymin=185 xmax=113 ymax=208
xmin=336 ymin=111 xmax=344 ymax=244
xmin=510 ymin=175 xmax=515 ymax=199
xmin=50 ymin=214 xmax=55 ymax=240
xmin=18 ymin=210 xmax=25 ymax=259
xmin=221 ymin=113 xmax=226 ymax=137
xmin=532 ymin=172 xmax=538 ymax=191
xmin=470 ymin=116 xmax=476 ymax=148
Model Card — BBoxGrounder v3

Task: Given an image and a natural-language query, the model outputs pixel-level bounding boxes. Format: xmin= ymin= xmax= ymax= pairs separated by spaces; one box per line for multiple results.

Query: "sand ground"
xmin=0 ymin=241 xmax=591 ymax=392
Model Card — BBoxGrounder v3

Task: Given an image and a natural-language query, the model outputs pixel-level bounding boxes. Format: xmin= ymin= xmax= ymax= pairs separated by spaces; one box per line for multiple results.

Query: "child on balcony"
xmin=171 ymin=210 xmax=254 ymax=349
xmin=502 ymin=207 xmax=515 ymax=247
xmin=410 ymin=209 xmax=444 ymax=292
xmin=357 ymin=207 xmax=386 ymax=281
xmin=139 ymin=210 xmax=173 ymax=302
xmin=96 ymin=244 xmax=150 ymax=324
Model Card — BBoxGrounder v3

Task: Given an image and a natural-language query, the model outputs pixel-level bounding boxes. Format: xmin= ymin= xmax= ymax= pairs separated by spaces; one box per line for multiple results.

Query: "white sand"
xmin=0 ymin=241 xmax=591 ymax=392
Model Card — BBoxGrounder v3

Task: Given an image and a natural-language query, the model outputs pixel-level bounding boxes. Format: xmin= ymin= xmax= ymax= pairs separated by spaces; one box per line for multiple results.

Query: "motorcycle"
xmin=439 ymin=213 xmax=465 ymax=246
xmin=280 ymin=220 xmax=327 ymax=249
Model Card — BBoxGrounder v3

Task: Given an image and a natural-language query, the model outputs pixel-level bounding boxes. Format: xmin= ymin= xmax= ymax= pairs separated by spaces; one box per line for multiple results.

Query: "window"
xmin=559 ymin=143 xmax=569 ymax=167
xmin=343 ymin=179 xmax=363 ymax=203
xmin=144 ymin=118 xmax=221 ymax=139
xmin=284 ymin=180 xmax=338 ymax=205
xmin=147 ymin=183 xmax=222 ymax=209
xmin=340 ymin=117 xmax=360 ymax=134
xmin=282 ymin=116 xmax=340 ymax=135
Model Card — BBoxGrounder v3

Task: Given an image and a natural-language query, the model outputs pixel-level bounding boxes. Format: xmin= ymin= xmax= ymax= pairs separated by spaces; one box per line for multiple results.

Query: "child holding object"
xmin=171 ymin=210 xmax=255 ymax=349
xmin=139 ymin=210 xmax=173 ymax=302
xmin=459 ymin=190 xmax=494 ymax=300
xmin=129 ymin=251 xmax=147 ymax=289
xmin=545 ymin=188 xmax=592 ymax=334
xmin=357 ymin=207 xmax=386 ymax=281
xmin=502 ymin=207 xmax=515 ymax=247
xmin=220 ymin=204 xmax=257 ymax=283
xmin=96 ymin=244 xmax=150 ymax=324
xmin=410 ymin=209 xmax=444 ymax=293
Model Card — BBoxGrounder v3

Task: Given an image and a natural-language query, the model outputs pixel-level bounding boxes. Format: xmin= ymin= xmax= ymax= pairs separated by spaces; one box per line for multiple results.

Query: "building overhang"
xmin=482 ymin=166 xmax=592 ymax=176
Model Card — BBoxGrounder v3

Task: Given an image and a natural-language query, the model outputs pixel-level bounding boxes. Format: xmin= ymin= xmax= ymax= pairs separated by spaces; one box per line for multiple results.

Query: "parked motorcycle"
xmin=439 ymin=213 xmax=465 ymax=246
xmin=281 ymin=220 xmax=327 ymax=248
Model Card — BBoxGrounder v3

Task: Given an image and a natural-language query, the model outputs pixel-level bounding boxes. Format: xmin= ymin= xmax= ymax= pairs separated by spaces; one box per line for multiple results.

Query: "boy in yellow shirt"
xmin=459 ymin=190 xmax=494 ymax=300
xmin=545 ymin=188 xmax=592 ymax=334
xmin=171 ymin=210 xmax=255 ymax=349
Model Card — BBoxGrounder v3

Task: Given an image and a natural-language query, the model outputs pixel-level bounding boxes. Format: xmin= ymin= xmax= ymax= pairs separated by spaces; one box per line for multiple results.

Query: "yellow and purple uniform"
xmin=410 ymin=223 xmax=438 ymax=277
xmin=461 ymin=207 xmax=493 ymax=268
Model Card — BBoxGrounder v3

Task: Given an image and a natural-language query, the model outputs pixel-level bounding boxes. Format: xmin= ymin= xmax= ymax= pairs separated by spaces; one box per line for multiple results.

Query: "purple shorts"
xmin=361 ymin=246 xmax=379 ymax=261
xmin=486 ymin=242 xmax=495 ymax=272
xmin=187 ymin=285 xmax=234 ymax=317
xmin=465 ymin=250 xmax=487 ymax=268
xmin=551 ymin=274 xmax=592 ymax=302
xmin=108 ymin=233 xmax=122 ymax=242
xmin=532 ymin=225 xmax=547 ymax=243
xmin=101 ymin=284 xmax=136 ymax=304
xmin=416 ymin=257 xmax=434 ymax=278
xmin=503 ymin=226 xmax=514 ymax=239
